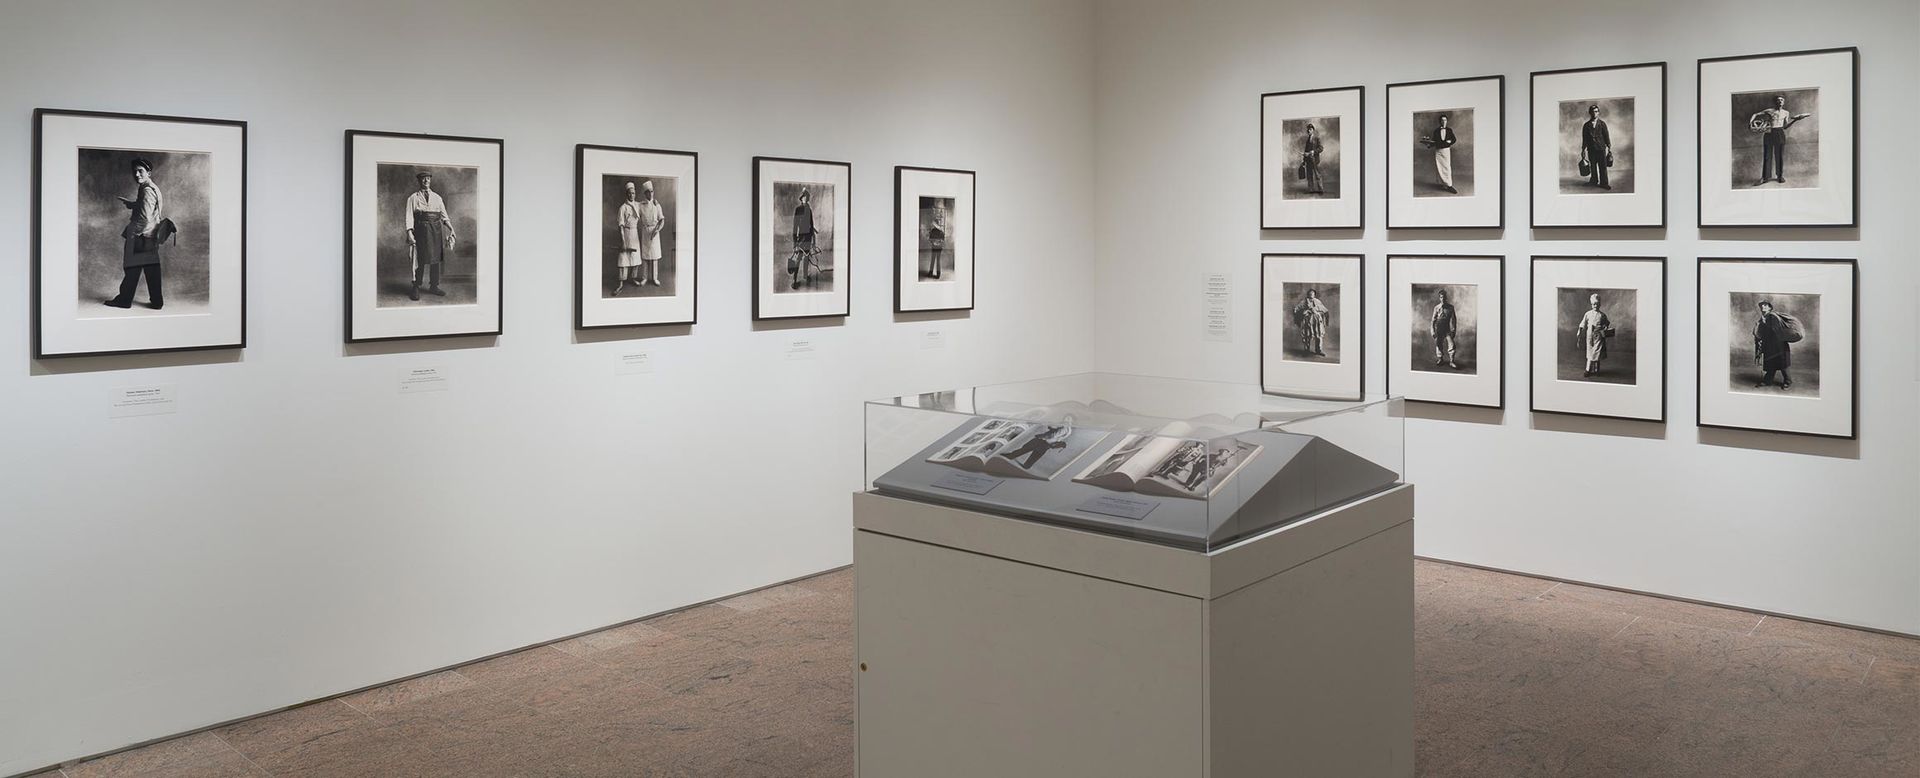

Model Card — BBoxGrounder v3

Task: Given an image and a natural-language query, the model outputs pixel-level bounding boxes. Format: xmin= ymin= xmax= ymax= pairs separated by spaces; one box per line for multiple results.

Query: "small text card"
xmin=110 ymin=384 xmax=177 ymax=418
xmin=1076 ymin=494 xmax=1159 ymax=521
xmin=930 ymin=471 xmax=1004 ymax=496
xmin=615 ymin=351 xmax=654 ymax=375
xmin=398 ymin=367 xmax=450 ymax=394
xmin=1204 ymin=272 xmax=1233 ymax=342
xmin=920 ymin=330 xmax=946 ymax=350
xmin=785 ymin=339 xmax=819 ymax=361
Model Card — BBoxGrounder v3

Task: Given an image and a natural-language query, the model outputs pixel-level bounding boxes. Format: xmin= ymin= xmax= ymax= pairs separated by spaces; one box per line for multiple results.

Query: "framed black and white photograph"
xmin=1530 ymin=256 xmax=1666 ymax=422
xmin=1387 ymin=76 xmax=1504 ymax=229
xmin=1698 ymin=48 xmax=1858 ymax=227
xmin=754 ymin=156 xmax=851 ymax=320
xmin=1260 ymin=86 xmax=1363 ymax=229
xmin=1261 ymin=253 xmax=1363 ymax=399
xmin=346 ymin=130 xmax=503 ymax=343
xmin=34 ymin=109 xmax=247 ymax=358
xmin=1530 ymin=63 xmax=1666 ymax=228
xmin=894 ymin=166 xmax=975 ymax=313
xmin=575 ymin=144 xmax=697 ymax=329
xmin=1697 ymin=258 xmax=1856 ymax=438
xmin=1387 ymin=255 xmax=1504 ymax=408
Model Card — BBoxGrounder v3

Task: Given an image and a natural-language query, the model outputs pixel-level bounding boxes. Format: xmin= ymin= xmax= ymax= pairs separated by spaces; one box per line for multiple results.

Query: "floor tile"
xmin=1539 ymin=582 xmax=1765 ymax=634
xmin=214 ymin=699 xmax=374 ymax=762
xmin=794 ymin=566 xmax=852 ymax=599
xmin=63 ymin=732 xmax=233 ymax=778
xmin=338 ymin=670 xmax=474 ymax=715
xmin=455 ymin=644 xmax=589 ymax=685
xmin=720 ymin=582 xmax=822 ymax=612
xmin=552 ymin=620 xmax=672 ymax=657
xmin=1751 ymin=617 xmax=1920 ymax=662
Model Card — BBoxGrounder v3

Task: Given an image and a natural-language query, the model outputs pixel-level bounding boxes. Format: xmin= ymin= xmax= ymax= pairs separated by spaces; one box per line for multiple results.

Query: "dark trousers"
xmin=1584 ymin=145 xmax=1609 ymax=186
xmin=414 ymin=262 xmax=442 ymax=289
xmin=110 ymin=264 xmax=163 ymax=306
xmin=1762 ymin=368 xmax=1792 ymax=386
xmin=1761 ymin=129 xmax=1786 ymax=181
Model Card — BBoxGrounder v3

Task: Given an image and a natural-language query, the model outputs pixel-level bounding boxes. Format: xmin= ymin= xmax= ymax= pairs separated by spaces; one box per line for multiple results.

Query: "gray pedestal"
xmin=852 ymin=484 xmax=1415 ymax=777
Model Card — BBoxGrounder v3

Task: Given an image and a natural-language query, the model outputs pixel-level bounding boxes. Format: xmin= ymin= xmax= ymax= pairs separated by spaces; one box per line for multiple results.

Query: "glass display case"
xmin=864 ymin=372 xmax=1404 ymax=551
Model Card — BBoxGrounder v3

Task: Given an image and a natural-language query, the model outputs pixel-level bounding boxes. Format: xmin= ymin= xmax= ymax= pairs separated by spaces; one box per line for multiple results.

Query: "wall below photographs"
xmin=1092 ymin=0 xmax=1920 ymax=634
xmin=0 ymin=0 xmax=1096 ymax=772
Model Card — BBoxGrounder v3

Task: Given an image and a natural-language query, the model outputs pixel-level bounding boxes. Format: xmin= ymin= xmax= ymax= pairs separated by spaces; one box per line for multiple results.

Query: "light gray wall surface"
xmin=0 ymin=0 xmax=1096 ymax=771
xmin=1092 ymin=0 xmax=1919 ymax=633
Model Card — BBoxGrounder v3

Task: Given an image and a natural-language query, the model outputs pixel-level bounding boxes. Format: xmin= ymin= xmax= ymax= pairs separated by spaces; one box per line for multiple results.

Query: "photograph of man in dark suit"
xmin=1581 ymin=104 xmax=1612 ymax=190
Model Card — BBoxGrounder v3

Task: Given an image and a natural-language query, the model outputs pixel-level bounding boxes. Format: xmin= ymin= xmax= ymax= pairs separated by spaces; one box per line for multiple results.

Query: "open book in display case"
xmin=865 ymin=373 xmax=1404 ymax=551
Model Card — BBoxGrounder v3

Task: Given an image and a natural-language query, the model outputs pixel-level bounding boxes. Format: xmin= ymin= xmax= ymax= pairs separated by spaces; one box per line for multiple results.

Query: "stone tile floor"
xmin=32 ymin=560 xmax=1920 ymax=777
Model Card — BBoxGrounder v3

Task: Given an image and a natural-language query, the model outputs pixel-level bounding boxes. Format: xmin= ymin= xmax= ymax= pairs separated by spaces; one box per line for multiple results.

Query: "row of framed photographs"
xmin=1259 ymin=47 xmax=1859 ymax=230
xmin=1259 ymin=253 xmax=1858 ymax=439
xmin=31 ymin=109 xmax=979 ymax=358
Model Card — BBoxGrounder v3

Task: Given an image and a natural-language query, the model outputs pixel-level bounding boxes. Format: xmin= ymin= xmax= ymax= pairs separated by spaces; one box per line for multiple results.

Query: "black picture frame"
xmin=1527 ymin=255 xmax=1668 ymax=423
xmin=573 ymin=143 xmax=699 ymax=330
xmin=1259 ymin=85 xmax=1366 ymax=231
xmin=1384 ymin=75 xmax=1506 ymax=231
xmin=1384 ymin=254 xmax=1506 ymax=409
xmin=33 ymin=108 xmax=249 ymax=359
xmin=1258 ymin=252 xmax=1366 ymax=401
xmin=893 ymin=165 xmax=977 ymax=314
xmin=752 ymin=155 xmax=853 ymax=322
xmin=1695 ymin=257 xmax=1859 ymax=439
xmin=343 ymin=129 xmax=505 ymax=344
xmin=1695 ymin=47 xmax=1860 ymax=229
xmin=1527 ymin=61 xmax=1669 ymax=230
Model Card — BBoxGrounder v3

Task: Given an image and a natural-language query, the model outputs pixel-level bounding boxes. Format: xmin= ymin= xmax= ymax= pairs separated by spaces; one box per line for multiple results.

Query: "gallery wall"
xmin=1091 ymin=0 xmax=1920 ymax=634
xmin=0 ymin=0 xmax=1097 ymax=772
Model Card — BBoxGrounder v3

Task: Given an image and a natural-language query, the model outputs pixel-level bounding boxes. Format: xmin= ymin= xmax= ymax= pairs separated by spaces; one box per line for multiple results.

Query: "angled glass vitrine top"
xmin=864 ymin=372 xmax=1404 ymax=551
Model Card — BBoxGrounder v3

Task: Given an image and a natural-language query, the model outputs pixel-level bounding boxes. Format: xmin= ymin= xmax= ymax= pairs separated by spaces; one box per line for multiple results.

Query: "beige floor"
xmin=28 ymin=560 xmax=1920 ymax=777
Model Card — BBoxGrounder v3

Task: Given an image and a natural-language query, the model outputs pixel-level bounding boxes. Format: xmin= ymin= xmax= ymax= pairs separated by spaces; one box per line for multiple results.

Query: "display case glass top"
xmin=865 ymin=372 xmax=1404 ymax=551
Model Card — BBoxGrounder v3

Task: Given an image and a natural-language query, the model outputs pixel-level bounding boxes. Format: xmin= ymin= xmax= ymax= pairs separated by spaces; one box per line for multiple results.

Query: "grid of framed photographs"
xmin=1255 ymin=46 xmax=1863 ymax=440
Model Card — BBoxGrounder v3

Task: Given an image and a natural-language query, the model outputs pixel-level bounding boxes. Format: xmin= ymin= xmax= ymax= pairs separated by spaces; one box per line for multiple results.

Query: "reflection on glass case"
xmin=865 ymin=373 xmax=1404 ymax=551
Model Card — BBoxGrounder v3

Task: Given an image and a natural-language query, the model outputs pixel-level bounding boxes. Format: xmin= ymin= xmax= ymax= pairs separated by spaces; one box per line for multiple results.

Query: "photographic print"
xmin=1261 ymin=253 xmax=1363 ymax=399
xmin=347 ymin=131 xmax=502 ymax=343
xmin=755 ymin=157 xmax=851 ymax=320
xmin=1280 ymin=282 xmax=1342 ymax=364
xmin=1261 ymin=86 xmax=1364 ymax=229
xmin=576 ymin=145 xmax=697 ymax=329
xmin=1698 ymin=258 xmax=1855 ymax=438
xmin=1387 ymin=255 xmax=1504 ymax=408
xmin=1554 ymin=287 xmax=1638 ymax=385
xmin=34 ymin=110 xmax=246 ymax=358
xmin=1388 ymin=76 xmax=1503 ymax=228
xmin=1557 ymin=97 xmax=1636 ymax=194
xmin=928 ymin=416 xmax=1103 ymax=481
xmin=1530 ymin=63 xmax=1666 ymax=228
xmin=895 ymin=166 xmax=975 ymax=312
xmin=1699 ymin=48 xmax=1857 ymax=227
xmin=1530 ymin=256 xmax=1666 ymax=422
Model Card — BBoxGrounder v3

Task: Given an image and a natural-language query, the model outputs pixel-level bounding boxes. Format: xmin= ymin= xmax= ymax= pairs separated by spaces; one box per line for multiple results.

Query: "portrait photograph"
xmin=1697 ymin=258 xmax=1856 ymax=438
xmin=347 ymin=131 xmax=502 ymax=343
xmin=755 ymin=156 xmax=851 ymax=320
xmin=1553 ymin=287 xmax=1639 ymax=386
xmin=1260 ymin=86 xmax=1364 ymax=229
xmin=1280 ymin=282 xmax=1342 ymax=364
xmin=1530 ymin=63 xmax=1666 ymax=228
xmin=1556 ymin=97 xmax=1637 ymax=194
xmin=1261 ymin=253 xmax=1363 ymax=399
xmin=575 ymin=145 xmax=697 ymax=329
xmin=1387 ymin=255 xmax=1504 ymax=408
xmin=34 ymin=109 xmax=247 ymax=358
xmin=894 ymin=166 xmax=975 ymax=313
xmin=1698 ymin=48 xmax=1858 ymax=227
xmin=1530 ymin=256 xmax=1666 ymax=422
xmin=1387 ymin=75 xmax=1503 ymax=229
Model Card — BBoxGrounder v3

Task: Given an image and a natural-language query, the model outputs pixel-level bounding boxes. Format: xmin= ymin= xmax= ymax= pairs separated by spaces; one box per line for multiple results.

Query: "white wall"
xmin=1092 ymin=0 xmax=1919 ymax=633
xmin=0 ymin=0 xmax=1096 ymax=772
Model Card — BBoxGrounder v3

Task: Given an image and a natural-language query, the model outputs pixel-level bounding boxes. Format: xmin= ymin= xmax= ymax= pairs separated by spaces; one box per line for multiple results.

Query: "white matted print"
xmin=1387 ymin=77 xmax=1504 ymax=229
xmin=347 ymin=131 xmax=503 ymax=342
xmin=1261 ymin=87 xmax=1364 ymax=229
xmin=895 ymin=166 xmax=974 ymax=312
xmin=1698 ymin=49 xmax=1857 ymax=227
xmin=1388 ymin=255 xmax=1504 ymax=408
xmin=1698 ymin=258 xmax=1855 ymax=438
xmin=1530 ymin=63 xmax=1666 ymax=228
xmin=576 ymin=145 xmax=697 ymax=328
xmin=1261 ymin=254 xmax=1364 ymax=399
xmin=35 ymin=110 xmax=247 ymax=358
xmin=754 ymin=157 xmax=851 ymax=320
xmin=1530 ymin=256 xmax=1665 ymax=421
